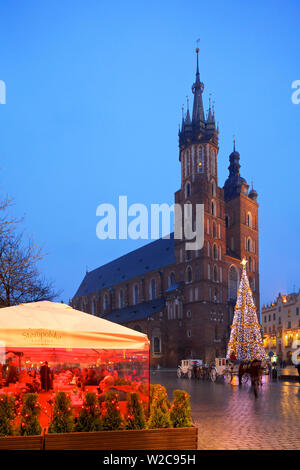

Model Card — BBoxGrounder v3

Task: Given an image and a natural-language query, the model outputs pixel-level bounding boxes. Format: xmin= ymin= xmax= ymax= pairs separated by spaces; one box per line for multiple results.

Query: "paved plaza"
xmin=151 ymin=371 xmax=300 ymax=450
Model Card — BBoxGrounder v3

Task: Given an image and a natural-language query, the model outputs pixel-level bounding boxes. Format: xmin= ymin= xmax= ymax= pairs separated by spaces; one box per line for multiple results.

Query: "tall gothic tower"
xmin=174 ymin=49 xmax=228 ymax=361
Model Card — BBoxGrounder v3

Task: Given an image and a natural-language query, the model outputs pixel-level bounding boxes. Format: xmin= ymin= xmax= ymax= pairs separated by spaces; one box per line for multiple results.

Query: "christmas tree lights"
xmin=227 ymin=259 xmax=265 ymax=361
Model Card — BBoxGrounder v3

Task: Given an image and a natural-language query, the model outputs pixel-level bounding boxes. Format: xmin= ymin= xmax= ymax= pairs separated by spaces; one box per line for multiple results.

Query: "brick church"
xmin=72 ymin=49 xmax=260 ymax=367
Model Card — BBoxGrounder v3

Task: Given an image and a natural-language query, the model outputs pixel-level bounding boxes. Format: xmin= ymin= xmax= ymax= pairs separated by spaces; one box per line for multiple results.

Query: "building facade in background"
xmin=262 ymin=292 xmax=300 ymax=364
xmin=72 ymin=50 xmax=260 ymax=367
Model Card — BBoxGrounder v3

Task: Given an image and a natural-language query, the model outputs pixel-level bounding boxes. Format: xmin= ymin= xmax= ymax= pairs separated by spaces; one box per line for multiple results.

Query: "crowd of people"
xmin=0 ymin=355 xmax=145 ymax=399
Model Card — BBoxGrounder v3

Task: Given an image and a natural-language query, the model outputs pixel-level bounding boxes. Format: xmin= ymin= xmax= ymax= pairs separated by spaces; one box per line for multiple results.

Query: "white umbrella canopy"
xmin=0 ymin=301 xmax=149 ymax=350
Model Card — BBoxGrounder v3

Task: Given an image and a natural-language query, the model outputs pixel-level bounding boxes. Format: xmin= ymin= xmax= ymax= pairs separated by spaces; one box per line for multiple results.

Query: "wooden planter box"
xmin=0 ymin=435 xmax=43 ymax=450
xmin=44 ymin=426 xmax=198 ymax=450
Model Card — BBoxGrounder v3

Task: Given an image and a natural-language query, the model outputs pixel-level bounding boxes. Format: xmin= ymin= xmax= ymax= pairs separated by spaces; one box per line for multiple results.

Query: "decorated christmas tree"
xmin=125 ymin=392 xmax=146 ymax=430
xmin=18 ymin=393 xmax=42 ymax=436
xmin=48 ymin=392 xmax=74 ymax=433
xmin=227 ymin=258 xmax=265 ymax=361
xmin=0 ymin=394 xmax=15 ymax=436
xmin=75 ymin=392 xmax=103 ymax=432
xmin=101 ymin=389 xmax=123 ymax=430
xmin=170 ymin=390 xmax=193 ymax=428
xmin=148 ymin=384 xmax=171 ymax=429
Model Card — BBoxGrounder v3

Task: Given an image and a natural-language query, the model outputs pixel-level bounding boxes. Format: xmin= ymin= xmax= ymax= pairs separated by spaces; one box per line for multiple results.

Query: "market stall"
xmin=0 ymin=301 xmax=149 ymax=428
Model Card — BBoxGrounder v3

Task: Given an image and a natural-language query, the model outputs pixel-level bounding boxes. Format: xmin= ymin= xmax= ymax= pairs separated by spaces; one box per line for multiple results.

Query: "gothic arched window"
xmin=186 ymin=266 xmax=193 ymax=283
xmin=247 ymin=212 xmax=252 ymax=228
xmin=150 ymin=279 xmax=156 ymax=300
xmin=119 ymin=289 xmax=124 ymax=308
xmin=213 ymin=265 xmax=218 ymax=282
xmin=213 ymin=222 xmax=217 ymax=238
xmin=153 ymin=337 xmax=161 ymax=354
xmin=197 ymin=146 xmax=204 ymax=173
xmin=213 ymin=244 xmax=218 ymax=260
xmin=133 ymin=284 xmax=139 ymax=305
xmin=228 ymin=265 xmax=239 ymax=301
xmin=103 ymin=293 xmax=109 ymax=311
xmin=211 ymin=201 xmax=216 ymax=216
xmin=185 ymin=182 xmax=191 ymax=198
xmin=168 ymin=272 xmax=175 ymax=287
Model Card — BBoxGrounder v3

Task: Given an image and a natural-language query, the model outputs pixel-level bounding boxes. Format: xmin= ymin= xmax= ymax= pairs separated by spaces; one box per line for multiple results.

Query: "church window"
xmin=168 ymin=272 xmax=175 ymax=287
xmin=186 ymin=266 xmax=193 ymax=283
xmin=213 ymin=244 xmax=218 ymax=260
xmin=211 ymin=180 xmax=216 ymax=196
xmin=228 ymin=265 xmax=239 ymax=301
xmin=213 ymin=265 xmax=218 ymax=282
xmin=211 ymin=149 xmax=216 ymax=175
xmin=197 ymin=146 xmax=204 ymax=173
xmin=247 ymin=212 xmax=252 ymax=228
xmin=133 ymin=284 xmax=139 ymax=304
xmin=103 ymin=293 xmax=109 ymax=311
xmin=119 ymin=289 xmax=124 ymax=308
xmin=213 ymin=222 xmax=217 ymax=238
xmin=185 ymin=182 xmax=191 ymax=198
xmin=150 ymin=279 xmax=156 ymax=300
xmin=153 ymin=337 xmax=161 ymax=354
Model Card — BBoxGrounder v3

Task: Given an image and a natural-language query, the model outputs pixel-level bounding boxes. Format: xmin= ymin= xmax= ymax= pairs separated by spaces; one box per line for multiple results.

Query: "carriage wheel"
xmin=177 ymin=368 xmax=182 ymax=378
xmin=210 ymin=369 xmax=217 ymax=382
xmin=242 ymin=373 xmax=250 ymax=385
xmin=224 ymin=371 xmax=232 ymax=384
xmin=188 ymin=370 xmax=192 ymax=379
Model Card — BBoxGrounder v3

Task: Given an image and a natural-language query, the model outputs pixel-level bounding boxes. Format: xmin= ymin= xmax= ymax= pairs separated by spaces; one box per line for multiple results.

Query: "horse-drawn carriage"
xmin=177 ymin=357 xmax=268 ymax=383
xmin=209 ymin=358 xmax=250 ymax=384
xmin=176 ymin=359 xmax=203 ymax=379
xmin=209 ymin=358 xmax=269 ymax=384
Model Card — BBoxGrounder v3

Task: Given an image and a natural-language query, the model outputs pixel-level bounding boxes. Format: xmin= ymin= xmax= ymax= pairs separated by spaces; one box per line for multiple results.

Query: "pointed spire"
xmin=207 ymin=94 xmax=214 ymax=123
xmin=192 ymin=47 xmax=205 ymax=123
xmin=181 ymin=104 xmax=185 ymax=132
xmin=185 ymin=96 xmax=191 ymax=124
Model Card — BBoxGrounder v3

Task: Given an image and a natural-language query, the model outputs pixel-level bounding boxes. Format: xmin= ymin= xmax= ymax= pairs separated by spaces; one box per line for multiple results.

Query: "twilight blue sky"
xmin=0 ymin=0 xmax=299 ymax=307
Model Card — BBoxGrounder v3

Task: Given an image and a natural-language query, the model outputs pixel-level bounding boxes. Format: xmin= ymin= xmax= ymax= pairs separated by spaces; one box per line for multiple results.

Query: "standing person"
xmin=5 ymin=358 xmax=19 ymax=385
xmin=295 ymin=362 xmax=300 ymax=383
xmin=40 ymin=361 xmax=52 ymax=392
xmin=238 ymin=361 xmax=245 ymax=386
xmin=249 ymin=359 xmax=261 ymax=398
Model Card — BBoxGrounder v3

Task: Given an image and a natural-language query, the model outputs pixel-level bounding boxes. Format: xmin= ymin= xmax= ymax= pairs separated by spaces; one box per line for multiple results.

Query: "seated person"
xmin=84 ymin=368 xmax=98 ymax=386
xmin=98 ymin=375 xmax=127 ymax=403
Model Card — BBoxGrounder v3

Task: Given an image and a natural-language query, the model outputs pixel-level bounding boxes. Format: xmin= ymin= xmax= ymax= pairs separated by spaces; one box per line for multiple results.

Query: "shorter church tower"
xmin=224 ymin=143 xmax=260 ymax=321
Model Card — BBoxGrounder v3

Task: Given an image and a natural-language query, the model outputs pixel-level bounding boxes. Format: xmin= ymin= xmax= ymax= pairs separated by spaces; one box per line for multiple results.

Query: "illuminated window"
xmin=197 ymin=146 xmax=204 ymax=173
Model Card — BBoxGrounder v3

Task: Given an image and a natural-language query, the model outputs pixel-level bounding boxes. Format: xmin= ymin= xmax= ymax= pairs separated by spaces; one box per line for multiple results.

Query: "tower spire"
xmin=192 ymin=47 xmax=205 ymax=123
xmin=185 ymin=96 xmax=191 ymax=123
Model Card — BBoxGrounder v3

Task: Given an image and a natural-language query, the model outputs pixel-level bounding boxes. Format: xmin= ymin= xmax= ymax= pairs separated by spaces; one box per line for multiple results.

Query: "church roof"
xmin=105 ymin=298 xmax=165 ymax=324
xmin=73 ymin=234 xmax=174 ymax=298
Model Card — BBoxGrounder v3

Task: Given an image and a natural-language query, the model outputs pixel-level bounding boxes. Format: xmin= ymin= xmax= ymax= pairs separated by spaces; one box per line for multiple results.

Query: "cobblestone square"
xmin=152 ymin=371 xmax=300 ymax=450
